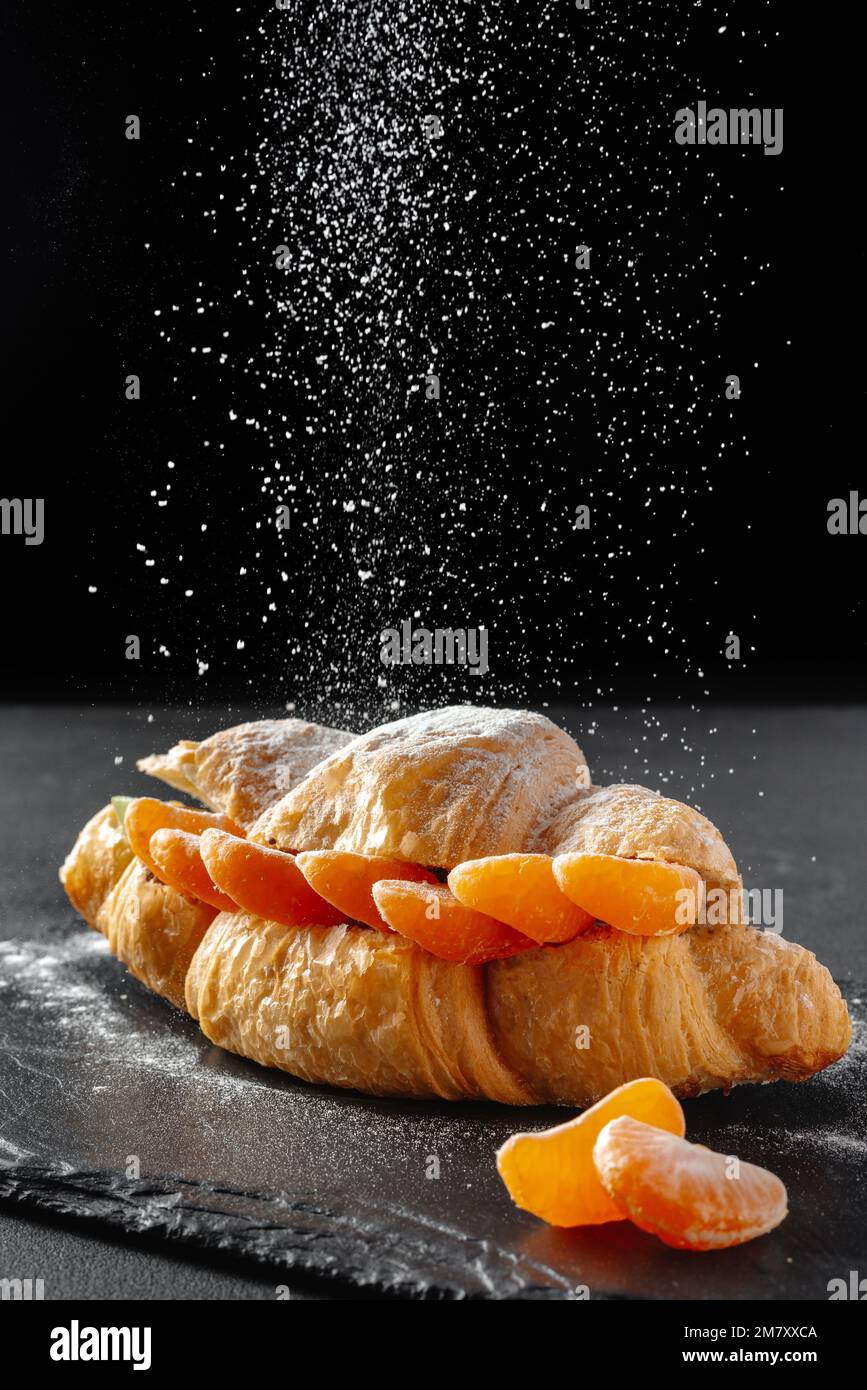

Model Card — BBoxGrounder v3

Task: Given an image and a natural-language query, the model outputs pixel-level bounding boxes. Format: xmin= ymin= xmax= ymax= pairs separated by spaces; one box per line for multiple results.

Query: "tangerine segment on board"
xmin=125 ymin=797 xmax=244 ymax=878
xmin=371 ymin=881 xmax=537 ymax=965
xmin=295 ymin=851 xmax=438 ymax=932
xmin=592 ymin=1117 xmax=788 ymax=1250
xmin=149 ymin=828 xmax=237 ymax=912
xmin=448 ymin=854 xmax=594 ymax=944
xmin=200 ymin=829 xmax=344 ymax=929
xmin=552 ymin=851 xmax=703 ymax=937
xmin=497 ymin=1078 xmax=686 ymax=1227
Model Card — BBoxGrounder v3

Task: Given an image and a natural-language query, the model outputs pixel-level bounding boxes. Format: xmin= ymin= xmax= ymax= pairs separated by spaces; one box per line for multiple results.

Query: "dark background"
xmin=1 ymin=1 xmax=862 ymax=715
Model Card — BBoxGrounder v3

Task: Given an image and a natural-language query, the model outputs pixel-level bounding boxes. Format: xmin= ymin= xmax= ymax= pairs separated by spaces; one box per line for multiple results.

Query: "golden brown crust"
xmin=60 ymin=802 xmax=215 ymax=1010
xmin=97 ymin=859 xmax=215 ymax=1012
xmin=250 ymin=706 xmax=588 ymax=867
xmin=184 ymin=915 xmax=849 ymax=1105
xmin=541 ymin=783 xmax=741 ymax=891
xmin=137 ymin=718 xmax=353 ymax=828
xmin=685 ymin=925 xmax=853 ymax=1081
xmin=59 ymin=804 xmax=134 ymax=927
xmin=486 ymin=925 xmax=851 ymax=1104
xmin=185 ymin=913 xmax=534 ymax=1103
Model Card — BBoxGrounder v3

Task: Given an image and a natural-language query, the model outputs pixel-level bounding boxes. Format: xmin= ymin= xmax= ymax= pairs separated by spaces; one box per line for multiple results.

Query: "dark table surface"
xmin=1 ymin=703 xmax=864 ymax=1300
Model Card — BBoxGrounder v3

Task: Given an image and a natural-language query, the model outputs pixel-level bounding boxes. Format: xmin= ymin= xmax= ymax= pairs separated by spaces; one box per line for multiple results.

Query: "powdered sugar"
xmin=0 ymin=934 xmax=255 ymax=1098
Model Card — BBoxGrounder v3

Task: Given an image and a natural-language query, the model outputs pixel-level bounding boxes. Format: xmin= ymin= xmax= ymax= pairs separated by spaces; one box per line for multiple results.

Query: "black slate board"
xmin=1 ymin=705 xmax=866 ymax=1299
xmin=1 ymin=924 xmax=865 ymax=1300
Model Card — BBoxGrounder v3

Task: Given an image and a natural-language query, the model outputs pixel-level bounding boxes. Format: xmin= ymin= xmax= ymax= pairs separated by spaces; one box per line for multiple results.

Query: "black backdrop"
xmin=1 ymin=2 xmax=862 ymax=715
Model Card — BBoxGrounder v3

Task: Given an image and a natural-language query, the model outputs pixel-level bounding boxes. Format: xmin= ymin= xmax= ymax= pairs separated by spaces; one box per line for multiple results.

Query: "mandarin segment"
xmin=125 ymin=797 xmax=244 ymax=877
xmin=149 ymin=828 xmax=237 ymax=912
xmin=448 ymin=854 xmax=594 ymax=944
xmin=371 ymin=880 xmax=536 ymax=965
xmin=552 ymin=851 xmax=702 ymax=937
xmin=592 ymin=1117 xmax=788 ymax=1250
xmin=496 ymin=1077 xmax=686 ymax=1227
xmin=295 ymin=850 xmax=437 ymax=931
xmin=199 ymin=828 xmax=344 ymax=929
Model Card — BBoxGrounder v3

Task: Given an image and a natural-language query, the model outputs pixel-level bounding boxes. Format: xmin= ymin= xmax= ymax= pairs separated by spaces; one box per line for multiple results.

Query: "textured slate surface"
xmin=0 ymin=704 xmax=865 ymax=1300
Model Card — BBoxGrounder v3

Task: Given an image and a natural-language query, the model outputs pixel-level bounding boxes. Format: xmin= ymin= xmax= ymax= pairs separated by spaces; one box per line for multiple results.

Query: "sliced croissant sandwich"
xmin=60 ymin=707 xmax=851 ymax=1105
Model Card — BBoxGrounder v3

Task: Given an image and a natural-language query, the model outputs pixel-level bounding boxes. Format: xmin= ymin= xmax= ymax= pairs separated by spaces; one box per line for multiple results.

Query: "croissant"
xmin=137 ymin=717 xmax=353 ymax=829
xmin=60 ymin=708 xmax=851 ymax=1106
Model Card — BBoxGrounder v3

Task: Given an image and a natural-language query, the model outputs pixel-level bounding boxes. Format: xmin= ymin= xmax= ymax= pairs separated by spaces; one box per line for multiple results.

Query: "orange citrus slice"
xmin=125 ymin=797 xmax=243 ymax=878
xmin=553 ymin=852 xmax=702 ymax=937
xmin=371 ymin=881 xmax=537 ymax=964
xmin=149 ymin=828 xmax=237 ymax=912
xmin=200 ymin=829 xmax=344 ymax=929
xmin=497 ymin=1078 xmax=686 ymax=1227
xmin=593 ymin=1116 xmax=788 ymax=1250
xmin=448 ymin=853 xmax=593 ymax=943
xmin=295 ymin=850 xmax=437 ymax=931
